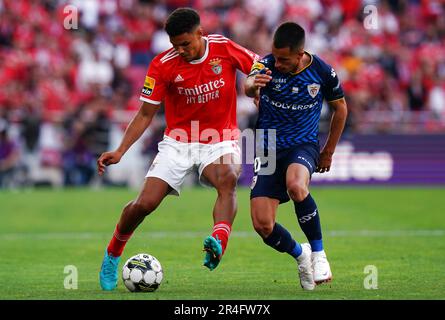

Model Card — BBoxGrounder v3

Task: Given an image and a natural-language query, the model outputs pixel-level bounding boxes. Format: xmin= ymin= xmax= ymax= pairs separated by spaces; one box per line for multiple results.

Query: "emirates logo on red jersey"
xmin=177 ymin=78 xmax=225 ymax=104
xmin=177 ymin=78 xmax=225 ymax=97
xmin=209 ymin=58 xmax=222 ymax=75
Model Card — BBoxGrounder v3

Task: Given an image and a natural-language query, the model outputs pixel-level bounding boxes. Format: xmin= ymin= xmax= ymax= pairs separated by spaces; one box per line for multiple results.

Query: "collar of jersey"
xmin=189 ymin=37 xmax=209 ymax=64
xmin=290 ymin=51 xmax=313 ymax=75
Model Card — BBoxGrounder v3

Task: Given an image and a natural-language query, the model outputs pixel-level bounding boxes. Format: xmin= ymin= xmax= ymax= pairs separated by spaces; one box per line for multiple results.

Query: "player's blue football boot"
xmin=99 ymin=250 xmax=120 ymax=290
xmin=203 ymin=235 xmax=222 ymax=271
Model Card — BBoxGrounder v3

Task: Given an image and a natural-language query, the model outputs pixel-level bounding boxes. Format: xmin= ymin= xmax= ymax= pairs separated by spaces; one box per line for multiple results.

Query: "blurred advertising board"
xmin=239 ymin=135 xmax=445 ymax=186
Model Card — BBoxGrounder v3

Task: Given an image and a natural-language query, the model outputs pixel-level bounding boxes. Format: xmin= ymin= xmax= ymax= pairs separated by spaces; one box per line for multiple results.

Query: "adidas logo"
xmin=174 ymin=74 xmax=184 ymax=82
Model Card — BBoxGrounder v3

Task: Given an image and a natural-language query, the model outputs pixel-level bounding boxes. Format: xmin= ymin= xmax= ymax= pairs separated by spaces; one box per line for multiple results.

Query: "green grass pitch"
xmin=0 ymin=186 xmax=444 ymax=300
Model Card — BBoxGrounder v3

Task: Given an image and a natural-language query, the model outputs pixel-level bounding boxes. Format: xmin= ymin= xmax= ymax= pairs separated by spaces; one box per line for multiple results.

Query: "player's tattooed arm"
xmin=316 ymin=97 xmax=348 ymax=173
xmin=97 ymin=101 xmax=159 ymax=175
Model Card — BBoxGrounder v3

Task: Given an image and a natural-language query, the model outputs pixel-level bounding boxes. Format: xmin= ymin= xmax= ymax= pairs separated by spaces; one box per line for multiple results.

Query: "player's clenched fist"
xmin=253 ymin=68 xmax=272 ymax=88
xmin=316 ymin=149 xmax=333 ymax=173
xmin=97 ymin=151 xmax=123 ymax=175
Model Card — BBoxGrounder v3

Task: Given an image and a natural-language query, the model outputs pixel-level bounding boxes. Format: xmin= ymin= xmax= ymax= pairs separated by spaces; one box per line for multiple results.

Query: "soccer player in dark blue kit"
xmin=244 ymin=22 xmax=347 ymax=290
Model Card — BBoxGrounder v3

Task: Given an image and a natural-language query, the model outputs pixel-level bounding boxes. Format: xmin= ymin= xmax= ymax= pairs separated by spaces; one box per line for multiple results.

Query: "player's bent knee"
xmin=216 ymin=170 xmax=238 ymax=194
xmin=252 ymin=218 xmax=274 ymax=239
xmin=287 ymin=182 xmax=309 ymax=202
xmin=254 ymin=223 xmax=274 ymax=239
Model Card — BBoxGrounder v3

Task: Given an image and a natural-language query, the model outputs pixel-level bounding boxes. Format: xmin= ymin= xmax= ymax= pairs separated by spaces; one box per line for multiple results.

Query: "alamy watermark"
xmin=363 ymin=5 xmax=379 ymax=30
xmin=64 ymin=265 xmax=78 ymax=289
xmin=154 ymin=123 xmax=277 ymax=176
xmin=63 ymin=5 xmax=78 ymax=30
xmin=363 ymin=265 xmax=378 ymax=289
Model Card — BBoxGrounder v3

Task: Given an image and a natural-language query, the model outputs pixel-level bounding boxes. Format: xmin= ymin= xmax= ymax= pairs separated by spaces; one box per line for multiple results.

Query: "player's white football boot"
xmin=312 ymin=250 xmax=332 ymax=284
xmin=296 ymin=243 xmax=315 ymax=291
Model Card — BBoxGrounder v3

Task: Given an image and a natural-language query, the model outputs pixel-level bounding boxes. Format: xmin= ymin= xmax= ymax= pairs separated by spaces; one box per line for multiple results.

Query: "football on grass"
xmin=122 ymin=253 xmax=163 ymax=292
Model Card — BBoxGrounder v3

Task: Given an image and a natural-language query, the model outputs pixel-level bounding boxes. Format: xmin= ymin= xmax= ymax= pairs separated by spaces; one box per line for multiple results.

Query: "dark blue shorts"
xmin=250 ymin=143 xmax=320 ymax=204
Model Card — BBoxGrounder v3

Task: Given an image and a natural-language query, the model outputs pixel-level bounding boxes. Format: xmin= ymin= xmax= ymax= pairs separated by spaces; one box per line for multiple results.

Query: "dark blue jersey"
xmin=249 ymin=52 xmax=344 ymax=151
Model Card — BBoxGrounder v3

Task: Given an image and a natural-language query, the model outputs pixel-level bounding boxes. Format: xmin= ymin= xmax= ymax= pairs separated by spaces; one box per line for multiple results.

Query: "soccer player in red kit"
xmin=98 ymin=8 xmax=259 ymax=290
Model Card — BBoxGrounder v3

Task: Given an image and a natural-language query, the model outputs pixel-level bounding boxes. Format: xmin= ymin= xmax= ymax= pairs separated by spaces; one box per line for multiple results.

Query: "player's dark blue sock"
xmin=294 ymin=194 xmax=323 ymax=252
xmin=263 ymin=223 xmax=302 ymax=259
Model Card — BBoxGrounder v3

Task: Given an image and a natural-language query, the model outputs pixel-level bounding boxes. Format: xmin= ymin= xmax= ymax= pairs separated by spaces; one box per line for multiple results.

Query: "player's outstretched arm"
xmin=97 ymin=101 xmax=159 ymax=175
xmin=244 ymin=68 xmax=272 ymax=98
xmin=316 ymin=97 xmax=348 ymax=173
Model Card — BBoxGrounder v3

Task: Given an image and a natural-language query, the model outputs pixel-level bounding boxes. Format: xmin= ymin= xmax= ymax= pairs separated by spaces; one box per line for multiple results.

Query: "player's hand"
xmin=316 ymin=149 xmax=333 ymax=173
xmin=254 ymin=68 xmax=272 ymax=89
xmin=97 ymin=151 xmax=123 ymax=175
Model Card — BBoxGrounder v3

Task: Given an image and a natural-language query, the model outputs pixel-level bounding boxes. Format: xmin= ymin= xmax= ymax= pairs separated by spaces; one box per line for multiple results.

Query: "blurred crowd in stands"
xmin=1 ymin=0 xmax=444 ymax=188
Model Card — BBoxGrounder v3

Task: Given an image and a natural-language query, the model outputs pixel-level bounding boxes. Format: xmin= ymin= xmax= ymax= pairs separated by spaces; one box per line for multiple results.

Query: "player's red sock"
xmin=212 ymin=221 xmax=232 ymax=255
xmin=107 ymin=224 xmax=133 ymax=257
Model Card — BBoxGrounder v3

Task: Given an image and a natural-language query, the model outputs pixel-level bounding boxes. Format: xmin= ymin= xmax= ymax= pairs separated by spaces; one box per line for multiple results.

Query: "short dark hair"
xmin=273 ymin=22 xmax=305 ymax=51
xmin=165 ymin=8 xmax=200 ymax=37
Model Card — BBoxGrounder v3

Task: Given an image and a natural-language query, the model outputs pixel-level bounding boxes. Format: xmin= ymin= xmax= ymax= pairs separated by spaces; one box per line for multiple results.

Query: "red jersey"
xmin=139 ymin=34 xmax=259 ymax=143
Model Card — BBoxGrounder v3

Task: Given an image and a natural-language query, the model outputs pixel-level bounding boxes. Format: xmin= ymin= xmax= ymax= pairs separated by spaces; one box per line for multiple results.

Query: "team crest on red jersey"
xmin=209 ymin=58 xmax=222 ymax=74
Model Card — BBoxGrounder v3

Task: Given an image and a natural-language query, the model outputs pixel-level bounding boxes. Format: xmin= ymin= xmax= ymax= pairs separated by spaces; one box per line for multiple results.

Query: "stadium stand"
xmin=1 ymin=0 xmax=444 ymax=188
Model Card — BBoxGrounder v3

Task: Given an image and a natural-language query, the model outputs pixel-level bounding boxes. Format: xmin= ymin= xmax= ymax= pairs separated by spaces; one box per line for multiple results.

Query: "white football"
xmin=122 ymin=253 xmax=164 ymax=292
